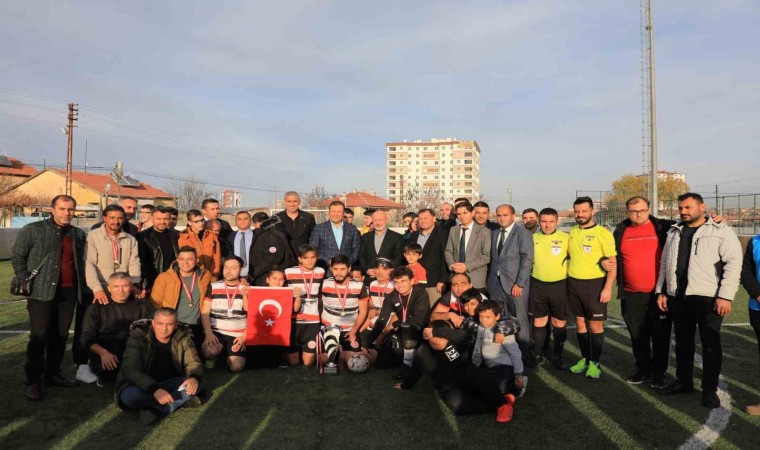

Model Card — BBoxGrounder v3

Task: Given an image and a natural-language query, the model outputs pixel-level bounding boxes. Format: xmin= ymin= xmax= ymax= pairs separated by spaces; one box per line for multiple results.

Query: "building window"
xmin=465 ymin=152 xmax=472 ymax=157
xmin=423 ymin=176 xmax=427 ymax=179
xmin=464 ymin=175 xmax=472 ymax=179
xmin=464 ymin=160 xmax=472 ymax=164
xmin=389 ymin=176 xmax=396 ymax=180
xmin=389 ymin=161 xmax=395 ymax=166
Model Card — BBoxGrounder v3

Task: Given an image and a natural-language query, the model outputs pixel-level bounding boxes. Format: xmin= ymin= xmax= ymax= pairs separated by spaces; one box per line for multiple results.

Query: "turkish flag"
xmin=246 ymin=287 xmax=293 ymax=346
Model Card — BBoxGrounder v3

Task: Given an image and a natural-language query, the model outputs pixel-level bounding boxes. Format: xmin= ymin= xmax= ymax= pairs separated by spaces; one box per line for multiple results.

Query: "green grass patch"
xmin=0 ymin=322 xmax=758 ymax=449
xmin=1 ymin=261 xmax=758 ymax=448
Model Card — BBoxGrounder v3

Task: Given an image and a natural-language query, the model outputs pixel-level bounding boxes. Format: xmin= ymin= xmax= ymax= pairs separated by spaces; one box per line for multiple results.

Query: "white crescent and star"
xmin=258 ymin=299 xmax=283 ymax=327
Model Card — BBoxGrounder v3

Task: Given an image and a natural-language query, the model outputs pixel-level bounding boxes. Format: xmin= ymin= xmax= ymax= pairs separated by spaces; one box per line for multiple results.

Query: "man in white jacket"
xmin=655 ymin=193 xmax=742 ymax=408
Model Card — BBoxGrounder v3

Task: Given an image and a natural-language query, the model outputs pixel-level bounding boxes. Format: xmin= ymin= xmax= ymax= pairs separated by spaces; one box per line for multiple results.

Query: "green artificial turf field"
xmin=0 ymin=262 xmax=758 ymax=449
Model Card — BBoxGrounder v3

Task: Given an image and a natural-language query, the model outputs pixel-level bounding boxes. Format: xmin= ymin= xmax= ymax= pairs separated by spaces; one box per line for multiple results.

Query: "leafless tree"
xmin=303 ymin=184 xmax=333 ymax=209
xmin=166 ymin=175 xmax=214 ymax=212
xmin=402 ymin=182 xmax=444 ymax=211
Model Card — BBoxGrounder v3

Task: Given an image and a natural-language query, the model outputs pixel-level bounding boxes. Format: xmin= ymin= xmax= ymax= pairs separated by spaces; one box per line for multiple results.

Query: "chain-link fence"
xmin=701 ymin=194 xmax=760 ymax=235
xmin=575 ymin=191 xmax=760 ymax=235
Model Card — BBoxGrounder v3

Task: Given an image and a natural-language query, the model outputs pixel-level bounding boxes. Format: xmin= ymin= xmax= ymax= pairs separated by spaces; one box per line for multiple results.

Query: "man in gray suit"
xmin=444 ymin=202 xmax=491 ymax=290
xmin=486 ymin=204 xmax=534 ymax=358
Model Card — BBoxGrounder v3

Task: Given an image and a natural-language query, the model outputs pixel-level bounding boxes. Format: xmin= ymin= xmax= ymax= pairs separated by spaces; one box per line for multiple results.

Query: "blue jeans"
xmin=119 ymin=377 xmax=204 ymax=416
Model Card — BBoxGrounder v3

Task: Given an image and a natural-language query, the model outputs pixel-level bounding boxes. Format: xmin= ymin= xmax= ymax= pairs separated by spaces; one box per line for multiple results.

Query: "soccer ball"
xmin=346 ymin=354 xmax=370 ymax=373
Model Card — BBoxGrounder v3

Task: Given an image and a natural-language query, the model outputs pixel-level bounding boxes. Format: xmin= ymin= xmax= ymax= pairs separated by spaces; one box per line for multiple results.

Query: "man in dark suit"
xmin=309 ymin=201 xmax=362 ymax=279
xmin=444 ymin=202 xmax=491 ymax=290
xmin=360 ymin=210 xmax=405 ymax=284
xmin=227 ymin=211 xmax=254 ymax=279
xmin=276 ymin=191 xmax=316 ymax=254
xmin=473 ymin=201 xmax=500 ymax=232
xmin=202 ymin=198 xmax=232 ymax=249
xmin=486 ymin=204 xmax=534 ymax=357
xmin=409 ymin=208 xmax=448 ymax=307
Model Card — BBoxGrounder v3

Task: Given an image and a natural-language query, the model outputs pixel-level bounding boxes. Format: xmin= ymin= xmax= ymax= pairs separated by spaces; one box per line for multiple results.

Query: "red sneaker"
xmin=496 ymin=403 xmax=514 ymax=423
xmin=504 ymin=393 xmax=516 ymax=406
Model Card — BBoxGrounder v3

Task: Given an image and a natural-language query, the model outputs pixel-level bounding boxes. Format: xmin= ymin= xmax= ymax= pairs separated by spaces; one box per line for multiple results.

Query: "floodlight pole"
xmin=646 ymin=0 xmax=659 ymax=214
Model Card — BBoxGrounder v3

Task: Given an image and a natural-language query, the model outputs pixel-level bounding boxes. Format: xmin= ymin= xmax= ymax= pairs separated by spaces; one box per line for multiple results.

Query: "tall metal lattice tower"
xmin=640 ymin=0 xmax=658 ymax=211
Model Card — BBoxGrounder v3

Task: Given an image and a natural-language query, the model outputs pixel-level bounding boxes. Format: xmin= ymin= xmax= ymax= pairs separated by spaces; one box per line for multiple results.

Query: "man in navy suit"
xmin=309 ymin=201 xmax=362 ymax=279
xmin=486 ymin=204 xmax=534 ymax=358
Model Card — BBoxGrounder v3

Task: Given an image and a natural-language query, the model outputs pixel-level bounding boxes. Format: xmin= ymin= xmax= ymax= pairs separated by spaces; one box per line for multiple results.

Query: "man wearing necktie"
xmin=486 ymin=205 xmax=535 ymax=362
xmin=228 ymin=211 xmax=253 ymax=279
xmin=444 ymin=202 xmax=491 ymax=290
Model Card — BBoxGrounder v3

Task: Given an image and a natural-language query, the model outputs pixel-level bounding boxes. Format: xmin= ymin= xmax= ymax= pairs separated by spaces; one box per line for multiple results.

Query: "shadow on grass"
xmin=604 ymin=326 xmax=758 ymax=449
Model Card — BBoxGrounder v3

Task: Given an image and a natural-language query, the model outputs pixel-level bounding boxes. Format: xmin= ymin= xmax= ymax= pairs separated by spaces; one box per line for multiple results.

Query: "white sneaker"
xmin=76 ymin=364 xmax=98 ymax=384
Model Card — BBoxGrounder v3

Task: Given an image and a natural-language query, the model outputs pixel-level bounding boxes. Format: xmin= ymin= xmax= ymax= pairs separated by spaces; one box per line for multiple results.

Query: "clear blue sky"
xmin=1 ymin=1 xmax=758 ymax=211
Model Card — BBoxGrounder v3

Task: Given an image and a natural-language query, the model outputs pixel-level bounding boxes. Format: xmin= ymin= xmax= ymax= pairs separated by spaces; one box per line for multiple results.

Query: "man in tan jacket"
xmin=78 ymin=204 xmax=141 ymax=384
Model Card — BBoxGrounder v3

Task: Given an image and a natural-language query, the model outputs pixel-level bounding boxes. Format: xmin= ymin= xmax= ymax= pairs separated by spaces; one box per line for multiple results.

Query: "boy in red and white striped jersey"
xmin=319 ymin=254 xmax=370 ymax=366
xmin=284 ymin=244 xmax=325 ymax=367
xmin=201 ymin=256 xmax=247 ymax=372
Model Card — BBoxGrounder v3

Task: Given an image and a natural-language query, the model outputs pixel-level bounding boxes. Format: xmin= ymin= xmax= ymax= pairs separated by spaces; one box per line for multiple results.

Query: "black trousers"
xmin=439 ymin=365 xmax=505 ymax=416
xmin=88 ymin=338 xmax=127 ymax=382
xmin=621 ymin=291 xmax=672 ymax=376
xmin=669 ymin=295 xmax=724 ymax=392
xmin=750 ymin=309 xmax=760 ymax=366
xmin=25 ymin=287 xmax=77 ymax=383
xmin=72 ymin=293 xmax=93 ymax=366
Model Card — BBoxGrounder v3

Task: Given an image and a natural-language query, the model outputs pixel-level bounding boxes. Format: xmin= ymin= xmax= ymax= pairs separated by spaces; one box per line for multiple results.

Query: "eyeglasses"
xmin=189 ymin=219 xmax=205 ymax=224
xmin=627 ymin=210 xmax=649 ymax=215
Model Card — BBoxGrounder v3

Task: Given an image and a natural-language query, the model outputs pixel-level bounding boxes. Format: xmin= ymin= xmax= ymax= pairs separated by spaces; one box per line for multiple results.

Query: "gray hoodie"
xmin=656 ymin=216 xmax=742 ymax=300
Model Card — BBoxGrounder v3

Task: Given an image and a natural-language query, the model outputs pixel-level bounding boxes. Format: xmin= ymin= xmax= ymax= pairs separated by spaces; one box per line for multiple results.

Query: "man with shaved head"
xmin=486 ymin=204 xmax=535 ymax=363
xmin=360 ymin=210 xmax=405 ymax=285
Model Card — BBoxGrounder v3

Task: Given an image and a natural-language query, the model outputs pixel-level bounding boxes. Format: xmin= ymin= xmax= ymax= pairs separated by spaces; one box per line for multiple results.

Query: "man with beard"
xmin=369 ymin=266 xmax=429 ymax=378
xmin=521 ymin=209 xmax=539 ymax=234
xmin=319 ymin=255 xmax=369 ymax=366
xmin=200 ymin=257 xmax=248 ymax=372
xmin=13 ymin=195 xmax=86 ymax=400
xmin=567 ymin=197 xmax=617 ymax=379
xmin=137 ymin=206 xmax=179 ymax=298
xmin=613 ymin=197 xmax=674 ymax=388
xmin=656 ymin=193 xmax=742 ymax=408
xmin=360 ymin=210 xmax=405 ymax=284
xmin=473 ymin=201 xmax=499 ymax=232
xmin=90 ymin=196 xmax=139 ymax=236
xmin=79 ymin=204 xmax=141 ymax=384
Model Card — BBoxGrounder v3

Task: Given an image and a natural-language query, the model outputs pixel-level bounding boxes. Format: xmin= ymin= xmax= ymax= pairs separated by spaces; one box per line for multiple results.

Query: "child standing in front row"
xmin=403 ymin=243 xmax=427 ymax=285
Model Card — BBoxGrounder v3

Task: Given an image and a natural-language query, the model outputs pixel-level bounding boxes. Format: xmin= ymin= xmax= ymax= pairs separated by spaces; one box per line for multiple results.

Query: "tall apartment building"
xmin=385 ymin=137 xmax=481 ymax=204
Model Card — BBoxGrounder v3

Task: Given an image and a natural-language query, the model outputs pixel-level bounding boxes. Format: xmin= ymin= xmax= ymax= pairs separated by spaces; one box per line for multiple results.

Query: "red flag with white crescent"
xmin=246 ymin=287 xmax=293 ymax=346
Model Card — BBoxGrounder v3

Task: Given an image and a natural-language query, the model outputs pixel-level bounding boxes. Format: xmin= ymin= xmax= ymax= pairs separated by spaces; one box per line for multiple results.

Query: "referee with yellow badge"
xmin=530 ymin=208 xmax=571 ymax=370
xmin=567 ymin=197 xmax=617 ymax=379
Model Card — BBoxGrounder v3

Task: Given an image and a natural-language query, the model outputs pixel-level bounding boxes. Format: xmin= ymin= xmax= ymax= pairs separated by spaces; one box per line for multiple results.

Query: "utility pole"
xmin=65 ymin=103 xmax=79 ymax=196
xmin=715 ymin=184 xmax=721 ymax=215
xmin=646 ymin=0 xmax=658 ymax=214
xmin=114 ymin=161 xmax=124 ymax=200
